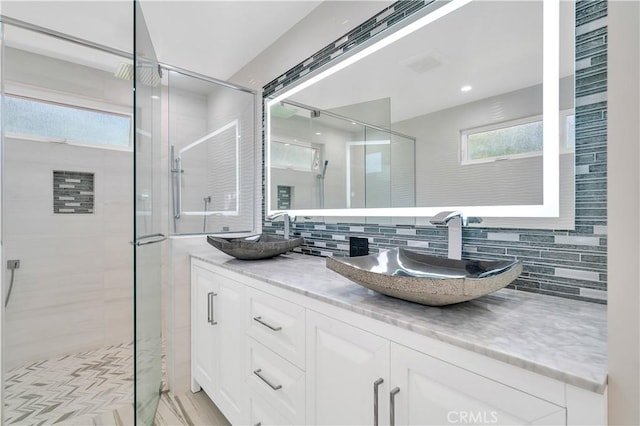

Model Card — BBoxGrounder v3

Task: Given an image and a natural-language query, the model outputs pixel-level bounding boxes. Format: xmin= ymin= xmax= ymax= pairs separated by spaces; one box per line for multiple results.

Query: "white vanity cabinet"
xmin=306 ymin=311 xmax=390 ymax=426
xmin=306 ymin=311 xmax=567 ymax=426
xmin=190 ymin=257 xmax=606 ymax=426
xmin=190 ymin=262 xmax=247 ymax=425
xmin=390 ymin=344 xmax=566 ymax=425
xmin=246 ymin=287 xmax=307 ymax=426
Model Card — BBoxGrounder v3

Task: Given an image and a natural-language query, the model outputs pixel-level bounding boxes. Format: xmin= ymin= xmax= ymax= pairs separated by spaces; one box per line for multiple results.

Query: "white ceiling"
xmin=1 ymin=0 xmax=321 ymax=81
xmin=288 ymin=1 xmax=575 ymax=124
xmin=140 ymin=1 xmax=322 ymax=80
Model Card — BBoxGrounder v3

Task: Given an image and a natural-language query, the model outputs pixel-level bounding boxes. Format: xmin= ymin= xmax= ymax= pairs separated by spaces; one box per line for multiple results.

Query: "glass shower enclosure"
xmin=0 ymin=2 xmax=165 ymax=424
xmin=133 ymin=2 xmax=164 ymax=423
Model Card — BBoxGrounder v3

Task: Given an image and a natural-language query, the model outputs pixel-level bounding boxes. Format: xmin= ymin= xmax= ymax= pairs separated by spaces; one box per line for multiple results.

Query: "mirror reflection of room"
xmin=268 ymin=0 xmax=575 ymax=222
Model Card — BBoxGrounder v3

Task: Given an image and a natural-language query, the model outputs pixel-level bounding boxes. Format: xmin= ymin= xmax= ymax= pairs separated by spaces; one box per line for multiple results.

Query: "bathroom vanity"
xmin=190 ymin=251 xmax=607 ymax=426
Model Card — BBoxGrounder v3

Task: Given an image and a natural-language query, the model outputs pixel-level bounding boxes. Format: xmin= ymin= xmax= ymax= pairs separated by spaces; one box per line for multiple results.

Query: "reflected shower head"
xmin=321 ymin=160 xmax=329 ymax=178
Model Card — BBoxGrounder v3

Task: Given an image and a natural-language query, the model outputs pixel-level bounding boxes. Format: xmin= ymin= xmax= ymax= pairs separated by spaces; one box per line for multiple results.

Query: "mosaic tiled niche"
xmin=53 ymin=170 xmax=95 ymax=214
xmin=263 ymin=0 xmax=608 ymax=304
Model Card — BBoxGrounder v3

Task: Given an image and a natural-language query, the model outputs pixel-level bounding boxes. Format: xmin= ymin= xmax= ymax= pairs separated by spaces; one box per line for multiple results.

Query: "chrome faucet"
xmin=429 ymin=211 xmax=482 ymax=260
xmin=266 ymin=212 xmax=295 ymax=240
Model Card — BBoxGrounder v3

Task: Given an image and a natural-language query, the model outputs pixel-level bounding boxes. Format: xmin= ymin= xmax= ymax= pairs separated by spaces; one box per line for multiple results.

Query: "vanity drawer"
xmin=248 ymin=337 xmax=305 ymax=426
xmin=249 ymin=392 xmax=293 ymax=426
xmin=247 ymin=287 xmax=305 ymax=368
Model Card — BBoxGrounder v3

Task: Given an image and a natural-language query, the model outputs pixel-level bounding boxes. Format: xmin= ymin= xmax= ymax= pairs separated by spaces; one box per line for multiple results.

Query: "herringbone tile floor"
xmin=3 ymin=342 xmax=134 ymax=425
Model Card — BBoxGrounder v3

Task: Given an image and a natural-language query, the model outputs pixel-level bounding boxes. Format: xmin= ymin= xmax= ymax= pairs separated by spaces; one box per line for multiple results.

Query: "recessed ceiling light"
xmin=315 ymin=132 xmax=322 ymax=136
xmin=460 ymin=85 xmax=472 ymax=92
xmin=151 ymin=95 xmax=160 ymax=100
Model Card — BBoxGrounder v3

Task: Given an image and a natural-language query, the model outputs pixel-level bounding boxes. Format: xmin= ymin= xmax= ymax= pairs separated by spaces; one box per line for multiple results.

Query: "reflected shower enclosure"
xmin=269 ymin=100 xmax=416 ymax=211
xmin=168 ymin=70 xmax=257 ymax=235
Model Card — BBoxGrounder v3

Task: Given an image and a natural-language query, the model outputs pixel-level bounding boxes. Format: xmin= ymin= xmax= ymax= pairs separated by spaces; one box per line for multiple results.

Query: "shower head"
xmin=114 ymin=62 xmax=162 ymax=87
xmin=321 ymin=160 xmax=329 ymax=178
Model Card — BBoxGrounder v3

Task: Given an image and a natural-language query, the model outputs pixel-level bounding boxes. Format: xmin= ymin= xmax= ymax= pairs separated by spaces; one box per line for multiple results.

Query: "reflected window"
xmin=4 ymin=95 xmax=131 ymax=148
xmin=461 ymin=117 xmax=543 ymax=164
xmin=271 ymin=141 xmax=319 ymax=172
xmin=461 ymin=111 xmax=575 ymax=165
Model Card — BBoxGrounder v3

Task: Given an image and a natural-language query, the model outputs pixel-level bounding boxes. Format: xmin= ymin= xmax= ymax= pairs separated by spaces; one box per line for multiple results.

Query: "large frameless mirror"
xmin=266 ymin=0 xmax=575 ymax=228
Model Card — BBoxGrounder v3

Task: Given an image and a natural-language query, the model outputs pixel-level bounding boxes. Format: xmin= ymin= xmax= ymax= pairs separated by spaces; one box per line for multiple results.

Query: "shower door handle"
xmin=135 ymin=233 xmax=167 ymax=246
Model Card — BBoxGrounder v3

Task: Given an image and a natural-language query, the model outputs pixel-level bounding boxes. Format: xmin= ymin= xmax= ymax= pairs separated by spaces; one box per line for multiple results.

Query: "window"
xmin=461 ymin=116 xmax=543 ymax=164
xmin=271 ymin=140 xmax=319 ymax=172
xmin=461 ymin=112 xmax=575 ymax=165
xmin=3 ymin=95 xmax=131 ymax=149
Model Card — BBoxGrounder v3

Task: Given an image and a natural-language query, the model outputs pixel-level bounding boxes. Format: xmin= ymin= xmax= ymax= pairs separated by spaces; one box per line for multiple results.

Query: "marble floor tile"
xmin=91 ymin=390 xmax=230 ymax=426
xmin=3 ymin=342 xmax=134 ymax=425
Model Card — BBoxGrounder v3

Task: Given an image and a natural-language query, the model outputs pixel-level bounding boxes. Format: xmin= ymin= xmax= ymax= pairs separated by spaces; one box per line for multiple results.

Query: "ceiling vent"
xmin=402 ymin=50 xmax=447 ymax=75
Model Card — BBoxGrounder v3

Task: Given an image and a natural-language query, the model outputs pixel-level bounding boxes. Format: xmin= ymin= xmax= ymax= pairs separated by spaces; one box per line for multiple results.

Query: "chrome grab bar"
xmin=170 ymin=145 xmax=183 ymax=219
xmin=134 ymin=233 xmax=167 ymax=246
xmin=253 ymin=369 xmax=282 ymax=391
xmin=253 ymin=316 xmax=282 ymax=332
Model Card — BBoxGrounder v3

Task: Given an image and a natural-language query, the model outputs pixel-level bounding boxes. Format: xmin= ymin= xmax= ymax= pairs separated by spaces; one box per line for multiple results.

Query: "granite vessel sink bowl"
xmin=206 ymin=234 xmax=303 ymax=260
xmin=326 ymin=247 xmax=523 ymax=306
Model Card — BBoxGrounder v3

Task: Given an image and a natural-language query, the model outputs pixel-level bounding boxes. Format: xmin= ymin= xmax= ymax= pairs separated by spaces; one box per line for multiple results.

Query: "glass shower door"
xmin=134 ymin=1 xmax=163 ymax=424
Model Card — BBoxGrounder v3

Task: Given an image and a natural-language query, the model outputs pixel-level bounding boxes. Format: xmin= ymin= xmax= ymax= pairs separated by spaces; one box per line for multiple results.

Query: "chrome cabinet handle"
xmin=373 ymin=378 xmax=384 ymax=426
xmin=390 ymin=387 xmax=400 ymax=426
xmin=253 ymin=316 xmax=282 ymax=331
xmin=253 ymin=369 xmax=282 ymax=391
xmin=208 ymin=292 xmax=218 ymax=325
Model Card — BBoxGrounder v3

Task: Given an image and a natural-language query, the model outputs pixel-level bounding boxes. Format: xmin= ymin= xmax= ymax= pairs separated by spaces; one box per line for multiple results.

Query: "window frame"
xmin=3 ymin=82 xmax=133 ymax=152
xmin=270 ymin=137 xmax=320 ymax=173
xmin=460 ymin=114 xmax=544 ymax=165
xmin=460 ymin=109 xmax=576 ymax=166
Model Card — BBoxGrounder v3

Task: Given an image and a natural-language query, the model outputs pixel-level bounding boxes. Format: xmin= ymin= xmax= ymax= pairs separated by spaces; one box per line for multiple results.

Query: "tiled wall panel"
xmin=53 ymin=170 xmax=95 ymax=214
xmin=263 ymin=0 xmax=608 ymax=304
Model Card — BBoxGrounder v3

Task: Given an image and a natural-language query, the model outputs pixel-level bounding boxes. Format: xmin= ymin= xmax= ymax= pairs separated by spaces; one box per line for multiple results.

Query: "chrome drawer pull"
xmin=253 ymin=369 xmax=282 ymax=391
xmin=390 ymin=387 xmax=400 ymax=426
xmin=208 ymin=292 xmax=218 ymax=325
xmin=253 ymin=316 xmax=282 ymax=331
xmin=373 ymin=378 xmax=384 ymax=426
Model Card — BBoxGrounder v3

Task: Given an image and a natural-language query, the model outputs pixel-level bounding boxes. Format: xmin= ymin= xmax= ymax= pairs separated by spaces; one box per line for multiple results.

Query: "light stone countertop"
xmin=191 ymin=250 xmax=607 ymax=394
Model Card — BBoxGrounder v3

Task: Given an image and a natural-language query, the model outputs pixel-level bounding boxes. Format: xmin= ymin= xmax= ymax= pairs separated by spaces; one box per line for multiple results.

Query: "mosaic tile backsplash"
xmin=263 ymin=0 xmax=608 ymax=304
xmin=53 ymin=170 xmax=95 ymax=214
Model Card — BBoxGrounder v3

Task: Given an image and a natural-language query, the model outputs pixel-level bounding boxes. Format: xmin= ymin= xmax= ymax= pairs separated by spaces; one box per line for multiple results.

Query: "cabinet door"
xmin=390 ymin=344 xmax=566 ymax=426
xmin=191 ymin=264 xmax=217 ymax=394
xmin=191 ymin=263 xmax=247 ymax=425
xmin=306 ymin=311 xmax=389 ymax=426
xmin=211 ymin=273 xmax=247 ymax=425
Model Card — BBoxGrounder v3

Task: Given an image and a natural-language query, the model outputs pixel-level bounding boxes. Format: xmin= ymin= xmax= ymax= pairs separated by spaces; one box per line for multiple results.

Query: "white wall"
xmin=393 ymin=79 xmax=574 ymax=208
xmin=2 ymin=47 xmax=133 ymax=368
xmin=608 ymin=1 xmax=640 ymax=424
xmin=3 ymin=139 xmax=132 ymax=368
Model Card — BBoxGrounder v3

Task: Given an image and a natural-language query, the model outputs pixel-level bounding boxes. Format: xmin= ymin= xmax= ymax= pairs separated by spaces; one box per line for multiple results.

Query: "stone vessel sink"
xmin=206 ymin=234 xmax=303 ymax=260
xmin=326 ymin=247 xmax=523 ymax=306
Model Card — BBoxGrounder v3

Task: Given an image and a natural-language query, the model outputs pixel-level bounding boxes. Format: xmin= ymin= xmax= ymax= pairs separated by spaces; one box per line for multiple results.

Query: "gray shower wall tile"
xmin=263 ymin=1 xmax=608 ymax=304
xmin=53 ymin=170 xmax=95 ymax=214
